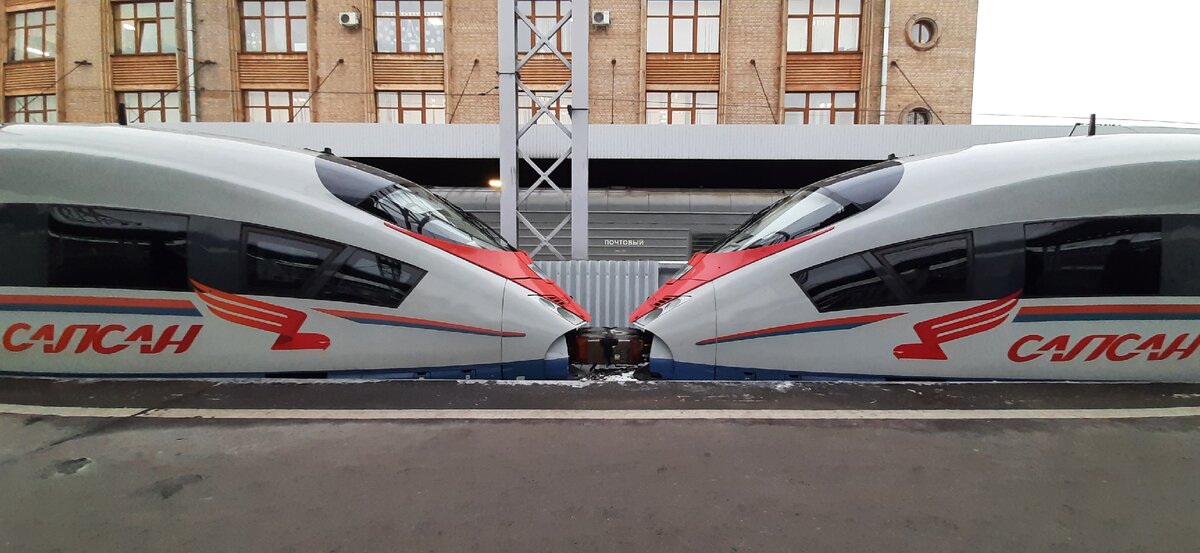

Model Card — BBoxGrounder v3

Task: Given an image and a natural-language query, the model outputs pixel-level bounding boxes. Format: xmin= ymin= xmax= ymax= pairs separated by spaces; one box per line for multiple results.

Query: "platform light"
xmin=487 ymin=178 xmax=502 ymax=189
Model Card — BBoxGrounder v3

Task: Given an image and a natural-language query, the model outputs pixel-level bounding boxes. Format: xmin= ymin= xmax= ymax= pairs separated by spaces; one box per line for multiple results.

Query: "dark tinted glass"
xmin=878 ymin=234 xmax=971 ymax=301
xmin=1024 ymin=217 xmax=1162 ymax=297
xmin=1163 ymin=215 xmax=1200 ymax=295
xmin=0 ymin=204 xmax=48 ymax=286
xmin=244 ymin=229 xmax=337 ymax=296
xmin=314 ymin=154 xmax=513 ymax=251
xmin=318 ymin=249 xmax=427 ymax=308
xmin=709 ymin=161 xmax=903 ymax=253
xmin=46 ymin=206 xmax=189 ymax=291
xmin=795 ymin=254 xmax=899 ymax=312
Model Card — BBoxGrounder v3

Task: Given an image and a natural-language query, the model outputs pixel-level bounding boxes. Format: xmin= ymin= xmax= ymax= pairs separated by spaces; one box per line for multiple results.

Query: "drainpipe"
xmin=185 ymin=0 xmax=199 ymax=121
xmin=878 ymin=0 xmax=891 ymax=124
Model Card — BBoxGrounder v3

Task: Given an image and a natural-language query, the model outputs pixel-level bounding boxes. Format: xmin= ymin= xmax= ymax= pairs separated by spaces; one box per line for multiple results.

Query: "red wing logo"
xmin=893 ymin=291 xmax=1021 ymax=360
xmin=191 ymin=280 xmax=330 ymax=351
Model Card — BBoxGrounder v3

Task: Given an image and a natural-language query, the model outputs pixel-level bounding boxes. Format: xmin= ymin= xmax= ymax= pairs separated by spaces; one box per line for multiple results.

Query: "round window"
xmin=906 ymin=16 xmax=939 ymax=50
xmin=904 ymin=107 xmax=932 ymax=125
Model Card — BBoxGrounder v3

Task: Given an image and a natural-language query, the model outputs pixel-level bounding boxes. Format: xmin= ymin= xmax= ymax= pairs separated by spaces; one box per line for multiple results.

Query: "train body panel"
xmin=0 ymin=125 xmax=584 ymax=378
xmin=636 ymin=135 xmax=1200 ymax=381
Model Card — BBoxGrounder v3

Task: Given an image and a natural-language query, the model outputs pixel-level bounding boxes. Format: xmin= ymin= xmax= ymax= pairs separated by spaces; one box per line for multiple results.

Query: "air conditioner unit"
xmin=591 ymin=10 xmax=611 ymax=26
xmin=339 ymin=11 xmax=361 ymax=28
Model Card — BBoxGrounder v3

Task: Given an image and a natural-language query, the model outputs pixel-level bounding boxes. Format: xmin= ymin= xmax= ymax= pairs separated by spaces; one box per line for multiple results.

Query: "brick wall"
xmin=445 ymin=0 xmax=499 ymax=123
xmin=311 ymin=0 xmax=371 ymax=121
xmin=58 ymin=0 xmax=111 ymax=122
xmin=0 ymin=0 xmax=976 ymax=125
xmin=193 ymin=0 xmax=238 ymax=121
xmin=883 ymin=0 xmax=978 ymax=124
xmin=721 ymin=0 xmax=782 ymax=124
xmin=588 ymin=0 xmax=641 ymax=124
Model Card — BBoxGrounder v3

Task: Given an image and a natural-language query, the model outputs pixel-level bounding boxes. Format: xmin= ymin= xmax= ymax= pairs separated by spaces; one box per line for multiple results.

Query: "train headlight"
xmin=637 ymin=295 xmax=690 ymax=325
xmin=538 ymin=297 xmax=584 ymax=325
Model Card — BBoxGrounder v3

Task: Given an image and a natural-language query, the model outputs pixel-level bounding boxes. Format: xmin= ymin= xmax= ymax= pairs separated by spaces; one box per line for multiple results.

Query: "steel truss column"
xmin=498 ymin=0 xmax=589 ymax=260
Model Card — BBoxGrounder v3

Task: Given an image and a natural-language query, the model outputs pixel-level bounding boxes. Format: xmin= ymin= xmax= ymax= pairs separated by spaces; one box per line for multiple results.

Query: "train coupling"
xmin=567 ymin=327 xmax=652 ymax=377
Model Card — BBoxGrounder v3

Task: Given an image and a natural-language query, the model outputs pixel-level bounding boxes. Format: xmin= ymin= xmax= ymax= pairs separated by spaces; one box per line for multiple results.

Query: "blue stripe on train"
xmin=0 ymin=358 xmax=572 ymax=381
xmin=650 ymin=359 xmax=1070 ymax=382
xmin=0 ymin=304 xmax=202 ymax=317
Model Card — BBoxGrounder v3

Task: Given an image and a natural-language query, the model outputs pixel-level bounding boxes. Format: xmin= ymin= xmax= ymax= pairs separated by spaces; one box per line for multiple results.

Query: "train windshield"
xmin=315 ymin=154 xmax=515 ymax=251
xmin=708 ymin=160 xmax=904 ymax=252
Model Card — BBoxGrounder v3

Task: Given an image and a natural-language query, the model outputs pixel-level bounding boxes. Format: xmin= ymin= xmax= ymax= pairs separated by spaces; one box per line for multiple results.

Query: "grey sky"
xmin=972 ymin=0 xmax=1200 ymax=127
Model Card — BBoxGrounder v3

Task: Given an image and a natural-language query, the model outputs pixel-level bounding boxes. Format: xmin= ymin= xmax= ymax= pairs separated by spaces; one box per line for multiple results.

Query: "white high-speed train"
xmin=0 ymin=124 xmax=588 ymax=379
xmin=631 ymin=134 xmax=1200 ymax=381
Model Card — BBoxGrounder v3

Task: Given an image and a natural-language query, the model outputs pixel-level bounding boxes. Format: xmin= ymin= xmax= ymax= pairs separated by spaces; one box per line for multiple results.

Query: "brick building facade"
xmin=0 ymin=0 xmax=976 ymax=125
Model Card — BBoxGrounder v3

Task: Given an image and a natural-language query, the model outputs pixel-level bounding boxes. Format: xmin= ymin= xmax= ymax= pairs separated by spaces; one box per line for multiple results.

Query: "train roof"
xmin=0 ymin=123 xmax=323 ymax=189
xmin=805 ymin=133 xmax=1200 ymax=260
xmin=0 ymin=124 xmax=400 ymax=255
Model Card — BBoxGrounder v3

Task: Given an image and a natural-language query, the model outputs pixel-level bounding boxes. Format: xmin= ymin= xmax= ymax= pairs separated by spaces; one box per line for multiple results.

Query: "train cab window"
xmin=794 ymin=254 xmax=900 ymax=312
xmin=46 ymin=206 xmax=189 ymax=291
xmin=244 ymin=229 xmax=338 ymax=296
xmin=314 ymin=154 xmax=515 ymax=251
xmin=1024 ymin=217 xmax=1162 ymax=297
xmin=317 ymin=249 xmax=427 ymax=308
xmin=708 ymin=161 xmax=903 ymax=252
xmin=876 ymin=233 xmax=971 ymax=301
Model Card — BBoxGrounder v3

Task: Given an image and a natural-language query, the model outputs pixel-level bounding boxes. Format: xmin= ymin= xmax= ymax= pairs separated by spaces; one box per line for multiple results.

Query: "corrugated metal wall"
xmin=537 ymin=260 xmax=663 ymax=328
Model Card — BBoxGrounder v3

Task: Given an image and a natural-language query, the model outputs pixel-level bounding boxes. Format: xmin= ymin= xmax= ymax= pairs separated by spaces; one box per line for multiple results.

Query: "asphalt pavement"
xmin=2 ymin=377 xmax=1198 ymax=552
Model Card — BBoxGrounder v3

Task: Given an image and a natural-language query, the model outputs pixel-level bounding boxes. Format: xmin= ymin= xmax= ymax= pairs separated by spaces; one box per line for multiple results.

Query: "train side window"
xmin=875 ymin=233 xmax=971 ymax=302
xmin=1163 ymin=214 xmax=1200 ymax=295
xmin=317 ymin=249 xmax=427 ymax=308
xmin=46 ymin=206 xmax=189 ymax=291
xmin=794 ymin=254 xmax=900 ymax=312
xmin=1024 ymin=217 xmax=1162 ymax=297
xmin=243 ymin=229 xmax=339 ymax=297
xmin=0 ymin=204 xmax=49 ymax=286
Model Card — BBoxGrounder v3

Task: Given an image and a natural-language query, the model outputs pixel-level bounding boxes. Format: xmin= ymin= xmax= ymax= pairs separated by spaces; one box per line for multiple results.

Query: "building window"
xmin=377 ymin=91 xmax=445 ymax=124
xmin=647 ymin=0 xmax=720 ymax=54
xmin=241 ymin=1 xmax=307 ymax=53
xmin=119 ymin=92 xmax=182 ymax=123
xmin=646 ymin=92 xmax=717 ymax=125
xmin=374 ymin=1 xmax=444 ymax=54
xmin=7 ymin=9 xmax=56 ymax=61
xmin=783 ymin=92 xmax=856 ymax=125
xmin=5 ymin=94 xmax=57 ymax=122
xmin=114 ymin=2 xmax=178 ymax=54
xmin=907 ymin=16 xmax=939 ymax=50
xmin=904 ymin=107 xmax=932 ymax=125
xmin=244 ymin=91 xmax=311 ymax=122
xmin=787 ymin=0 xmax=860 ymax=53
xmin=517 ymin=0 xmax=571 ymax=54
xmin=519 ymin=91 xmax=571 ymax=125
